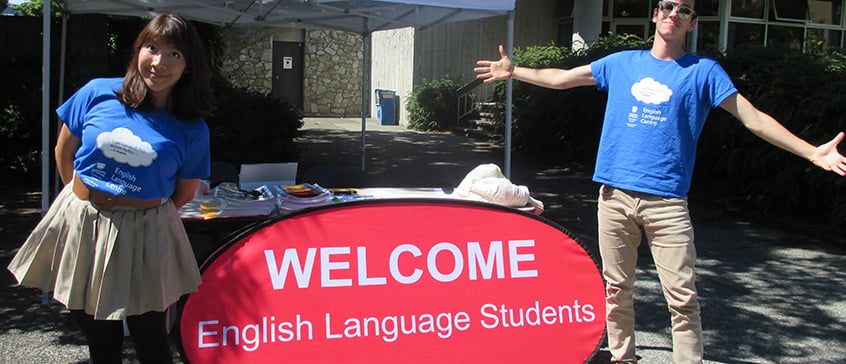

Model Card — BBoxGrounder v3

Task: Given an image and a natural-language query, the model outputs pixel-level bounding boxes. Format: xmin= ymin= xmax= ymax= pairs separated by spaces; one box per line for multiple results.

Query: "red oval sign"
xmin=179 ymin=199 xmax=605 ymax=363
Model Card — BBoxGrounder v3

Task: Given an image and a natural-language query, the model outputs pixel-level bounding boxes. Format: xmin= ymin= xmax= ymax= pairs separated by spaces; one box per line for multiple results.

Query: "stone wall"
xmin=304 ymin=30 xmax=363 ymax=117
xmin=219 ymin=27 xmax=280 ymax=94
xmin=219 ymin=27 xmax=362 ymax=117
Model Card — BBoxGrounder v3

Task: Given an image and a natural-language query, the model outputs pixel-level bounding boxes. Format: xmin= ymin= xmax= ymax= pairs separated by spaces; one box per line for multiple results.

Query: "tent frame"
xmin=41 ymin=0 xmax=516 ymax=212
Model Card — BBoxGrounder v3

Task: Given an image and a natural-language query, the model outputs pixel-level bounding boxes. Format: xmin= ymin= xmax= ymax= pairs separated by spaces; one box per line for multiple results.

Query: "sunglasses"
xmin=657 ymin=1 xmax=696 ymax=20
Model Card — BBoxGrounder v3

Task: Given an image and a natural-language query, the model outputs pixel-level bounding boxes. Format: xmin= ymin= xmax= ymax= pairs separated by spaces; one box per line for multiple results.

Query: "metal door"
xmin=272 ymin=41 xmax=304 ymax=110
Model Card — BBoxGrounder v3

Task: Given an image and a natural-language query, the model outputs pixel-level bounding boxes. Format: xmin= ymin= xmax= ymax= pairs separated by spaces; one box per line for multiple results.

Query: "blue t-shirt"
xmin=590 ymin=50 xmax=737 ymax=197
xmin=57 ymin=78 xmax=211 ymax=199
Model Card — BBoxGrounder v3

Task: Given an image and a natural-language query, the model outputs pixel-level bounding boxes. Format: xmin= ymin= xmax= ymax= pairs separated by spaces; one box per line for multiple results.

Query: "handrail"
xmin=455 ymin=78 xmax=484 ymax=125
xmin=456 ymin=78 xmax=484 ymax=97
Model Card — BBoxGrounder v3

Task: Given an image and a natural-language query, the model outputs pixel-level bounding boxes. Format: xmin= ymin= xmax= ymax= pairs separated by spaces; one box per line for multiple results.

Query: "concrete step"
xmin=453 ymin=117 xmax=499 ymax=141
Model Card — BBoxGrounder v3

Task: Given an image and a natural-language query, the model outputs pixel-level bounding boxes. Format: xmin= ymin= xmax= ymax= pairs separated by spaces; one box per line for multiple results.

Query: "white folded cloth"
xmin=453 ymin=164 xmax=544 ymax=214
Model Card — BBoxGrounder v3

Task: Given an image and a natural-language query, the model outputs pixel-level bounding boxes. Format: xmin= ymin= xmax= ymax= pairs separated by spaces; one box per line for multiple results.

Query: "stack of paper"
xmin=277 ymin=183 xmax=334 ymax=213
xmin=213 ymin=183 xmax=277 ymax=216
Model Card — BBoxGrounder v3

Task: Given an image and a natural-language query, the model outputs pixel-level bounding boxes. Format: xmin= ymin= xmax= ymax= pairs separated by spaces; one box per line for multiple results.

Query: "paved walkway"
xmin=1 ymin=117 xmax=844 ymax=363
xmin=297 ymin=118 xmax=846 ymax=364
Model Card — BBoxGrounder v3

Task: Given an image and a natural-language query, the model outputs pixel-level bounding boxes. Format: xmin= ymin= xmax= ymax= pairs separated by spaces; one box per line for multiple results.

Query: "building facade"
xmin=372 ymin=0 xmax=845 ymax=125
xmin=221 ymin=0 xmax=845 ymax=124
xmin=564 ymin=0 xmax=845 ymax=54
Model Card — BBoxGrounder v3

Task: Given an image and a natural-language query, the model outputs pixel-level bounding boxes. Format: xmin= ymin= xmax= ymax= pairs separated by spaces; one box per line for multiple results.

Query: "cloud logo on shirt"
xmin=631 ymin=77 xmax=673 ymax=105
xmin=96 ymin=127 xmax=157 ymax=167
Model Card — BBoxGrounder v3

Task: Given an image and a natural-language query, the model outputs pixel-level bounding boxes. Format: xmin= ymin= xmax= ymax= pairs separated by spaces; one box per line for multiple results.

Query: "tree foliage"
xmin=10 ymin=0 xmax=63 ymax=17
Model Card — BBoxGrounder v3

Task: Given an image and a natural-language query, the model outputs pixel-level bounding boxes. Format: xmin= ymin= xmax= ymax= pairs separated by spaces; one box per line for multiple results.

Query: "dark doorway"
xmin=272 ymin=41 xmax=304 ymax=110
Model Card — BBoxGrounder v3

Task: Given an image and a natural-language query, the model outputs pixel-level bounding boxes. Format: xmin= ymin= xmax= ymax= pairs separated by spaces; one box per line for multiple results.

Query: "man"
xmin=475 ymin=1 xmax=846 ymax=363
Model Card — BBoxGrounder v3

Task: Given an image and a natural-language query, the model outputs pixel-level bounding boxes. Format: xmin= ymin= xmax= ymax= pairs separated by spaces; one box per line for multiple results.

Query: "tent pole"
xmin=361 ymin=26 xmax=370 ymax=172
xmin=504 ymin=11 xmax=514 ymax=179
xmin=58 ymin=16 xmax=68 ymax=112
xmin=55 ymin=15 xmax=68 ymax=199
xmin=41 ymin=0 xmax=52 ymax=214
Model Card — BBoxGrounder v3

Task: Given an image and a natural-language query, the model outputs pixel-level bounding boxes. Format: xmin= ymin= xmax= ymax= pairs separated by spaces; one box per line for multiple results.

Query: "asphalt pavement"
xmin=1 ymin=117 xmax=844 ymax=363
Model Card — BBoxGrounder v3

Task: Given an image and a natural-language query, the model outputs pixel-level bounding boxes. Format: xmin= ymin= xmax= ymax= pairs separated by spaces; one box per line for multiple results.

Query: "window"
xmin=727 ymin=23 xmax=765 ymax=51
xmin=613 ymin=0 xmax=650 ymax=18
xmin=767 ymin=25 xmax=805 ymax=50
xmin=732 ymin=0 xmax=765 ymax=18
xmin=555 ymin=0 xmax=575 ymax=46
xmin=771 ymin=0 xmax=811 ymax=22
xmin=806 ymin=28 xmax=843 ymax=51
xmin=556 ymin=0 xmax=575 ymax=17
xmin=696 ymin=0 xmax=720 ymax=17
xmin=569 ymin=0 xmax=846 ymax=55
xmin=615 ymin=24 xmax=648 ymax=38
xmin=557 ymin=22 xmax=575 ymax=46
xmin=695 ymin=22 xmax=721 ymax=53
xmin=810 ymin=0 xmax=842 ymax=25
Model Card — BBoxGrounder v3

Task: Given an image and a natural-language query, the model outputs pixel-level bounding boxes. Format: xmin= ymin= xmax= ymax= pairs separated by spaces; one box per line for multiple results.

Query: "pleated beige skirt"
xmin=7 ymin=181 xmax=202 ymax=320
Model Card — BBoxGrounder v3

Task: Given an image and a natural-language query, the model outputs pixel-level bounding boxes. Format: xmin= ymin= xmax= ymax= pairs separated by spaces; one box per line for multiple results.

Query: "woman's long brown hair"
xmin=117 ymin=13 xmax=213 ymax=121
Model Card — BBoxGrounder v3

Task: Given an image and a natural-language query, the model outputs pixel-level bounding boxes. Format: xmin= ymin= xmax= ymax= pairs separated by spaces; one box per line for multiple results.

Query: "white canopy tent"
xmin=40 ymin=0 xmax=516 ymax=211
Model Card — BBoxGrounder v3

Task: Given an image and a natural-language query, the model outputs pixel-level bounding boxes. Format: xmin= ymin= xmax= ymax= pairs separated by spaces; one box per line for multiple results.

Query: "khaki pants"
xmin=598 ymin=185 xmax=703 ymax=364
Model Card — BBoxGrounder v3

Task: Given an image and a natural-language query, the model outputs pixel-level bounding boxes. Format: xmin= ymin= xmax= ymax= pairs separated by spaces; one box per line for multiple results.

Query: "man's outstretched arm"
xmin=475 ymin=45 xmax=595 ymax=90
xmin=720 ymin=92 xmax=846 ymax=175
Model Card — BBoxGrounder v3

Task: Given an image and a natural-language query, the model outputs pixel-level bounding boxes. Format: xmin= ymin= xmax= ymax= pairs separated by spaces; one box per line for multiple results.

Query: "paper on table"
xmin=239 ymin=162 xmax=297 ymax=191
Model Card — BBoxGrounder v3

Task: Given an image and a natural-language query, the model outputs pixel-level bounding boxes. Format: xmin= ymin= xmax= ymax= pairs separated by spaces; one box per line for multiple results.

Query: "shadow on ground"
xmin=2 ymin=118 xmax=845 ymax=363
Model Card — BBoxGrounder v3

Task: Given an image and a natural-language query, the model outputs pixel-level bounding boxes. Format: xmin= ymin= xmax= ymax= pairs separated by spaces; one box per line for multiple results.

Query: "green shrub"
xmin=819 ymin=47 xmax=846 ymax=73
xmin=693 ymin=45 xmax=846 ymax=224
xmin=0 ymin=19 xmax=45 ymax=185
xmin=207 ymin=84 xmax=304 ymax=167
xmin=407 ymin=77 xmax=463 ymax=131
xmin=0 ymin=103 xmax=40 ymax=185
xmin=493 ymin=34 xmax=650 ymax=164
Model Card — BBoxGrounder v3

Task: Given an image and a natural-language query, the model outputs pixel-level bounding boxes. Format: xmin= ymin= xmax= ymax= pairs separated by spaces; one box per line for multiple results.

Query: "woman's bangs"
xmin=147 ymin=20 xmax=190 ymax=54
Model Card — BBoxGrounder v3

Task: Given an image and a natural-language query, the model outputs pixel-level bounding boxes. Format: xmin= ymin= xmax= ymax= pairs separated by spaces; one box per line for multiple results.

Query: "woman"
xmin=8 ymin=13 xmax=212 ymax=363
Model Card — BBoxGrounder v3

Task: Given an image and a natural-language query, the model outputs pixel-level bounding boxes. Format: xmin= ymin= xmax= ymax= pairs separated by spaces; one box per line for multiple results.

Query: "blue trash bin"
xmin=376 ymin=89 xmax=397 ymax=125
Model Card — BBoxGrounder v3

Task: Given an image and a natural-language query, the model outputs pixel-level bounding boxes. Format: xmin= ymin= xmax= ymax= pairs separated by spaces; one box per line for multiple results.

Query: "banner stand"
xmin=177 ymin=199 xmax=606 ymax=364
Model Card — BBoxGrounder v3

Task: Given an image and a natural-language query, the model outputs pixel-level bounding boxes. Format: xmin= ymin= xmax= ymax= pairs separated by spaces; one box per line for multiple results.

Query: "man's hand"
xmin=475 ymin=45 xmax=514 ymax=83
xmin=811 ymin=132 xmax=846 ymax=175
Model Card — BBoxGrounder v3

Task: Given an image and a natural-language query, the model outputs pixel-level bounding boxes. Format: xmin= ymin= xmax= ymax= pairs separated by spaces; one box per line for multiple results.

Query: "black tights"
xmin=70 ymin=310 xmax=174 ymax=364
